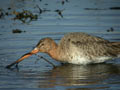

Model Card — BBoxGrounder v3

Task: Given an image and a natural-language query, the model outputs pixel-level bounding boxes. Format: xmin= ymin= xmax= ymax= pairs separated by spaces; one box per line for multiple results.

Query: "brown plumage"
xmin=6 ymin=32 xmax=120 ymax=68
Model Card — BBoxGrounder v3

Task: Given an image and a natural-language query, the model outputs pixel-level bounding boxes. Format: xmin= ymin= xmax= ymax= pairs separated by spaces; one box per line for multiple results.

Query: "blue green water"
xmin=0 ymin=0 xmax=120 ymax=89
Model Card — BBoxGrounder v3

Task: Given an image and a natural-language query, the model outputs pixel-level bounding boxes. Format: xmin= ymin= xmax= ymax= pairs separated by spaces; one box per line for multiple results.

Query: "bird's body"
xmin=6 ymin=32 xmax=120 ymax=69
xmin=36 ymin=32 xmax=120 ymax=64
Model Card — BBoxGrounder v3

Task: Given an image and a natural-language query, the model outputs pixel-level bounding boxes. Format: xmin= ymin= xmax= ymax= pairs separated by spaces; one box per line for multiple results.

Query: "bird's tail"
xmin=110 ymin=42 xmax=120 ymax=48
xmin=111 ymin=42 xmax=120 ymax=45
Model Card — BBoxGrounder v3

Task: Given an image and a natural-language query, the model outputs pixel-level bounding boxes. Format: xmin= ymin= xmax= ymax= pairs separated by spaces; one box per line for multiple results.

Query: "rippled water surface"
xmin=0 ymin=0 xmax=120 ymax=89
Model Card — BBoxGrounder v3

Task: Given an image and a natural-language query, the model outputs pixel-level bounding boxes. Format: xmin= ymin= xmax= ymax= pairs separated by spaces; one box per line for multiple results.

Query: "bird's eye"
xmin=41 ymin=43 xmax=44 ymax=46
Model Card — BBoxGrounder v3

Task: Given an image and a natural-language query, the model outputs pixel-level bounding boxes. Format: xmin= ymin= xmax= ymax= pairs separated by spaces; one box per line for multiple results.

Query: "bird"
xmin=6 ymin=32 xmax=120 ymax=68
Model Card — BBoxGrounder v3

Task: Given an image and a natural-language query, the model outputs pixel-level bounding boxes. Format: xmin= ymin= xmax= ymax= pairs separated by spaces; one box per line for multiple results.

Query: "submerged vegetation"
xmin=13 ymin=10 xmax=38 ymax=23
xmin=107 ymin=27 xmax=114 ymax=32
xmin=0 ymin=0 xmax=70 ymax=34
xmin=0 ymin=0 xmax=68 ymax=23
xmin=12 ymin=29 xmax=26 ymax=33
xmin=0 ymin=0 xmax=118 ymax=34
xmin=84 ymin=7 xmax=120 ymax=10
xmin=0 ymin=8 xmax=4 ymax=19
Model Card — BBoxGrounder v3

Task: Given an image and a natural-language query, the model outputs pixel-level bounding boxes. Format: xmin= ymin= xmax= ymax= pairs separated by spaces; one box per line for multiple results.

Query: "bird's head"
xmin=6 ymin=37 xmax=57 ymax=69
xmin=35 ymin=37 xmax=55 ymax=53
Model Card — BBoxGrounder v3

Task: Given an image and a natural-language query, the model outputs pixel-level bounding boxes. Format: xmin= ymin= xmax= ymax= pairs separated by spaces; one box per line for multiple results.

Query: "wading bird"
xmin=6 ymin=32 xmax=120 ymax=68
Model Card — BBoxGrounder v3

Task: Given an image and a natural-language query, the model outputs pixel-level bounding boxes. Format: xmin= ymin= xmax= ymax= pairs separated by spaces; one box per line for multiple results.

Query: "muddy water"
xmin=0 ymin=0 xmax=120 ymax=89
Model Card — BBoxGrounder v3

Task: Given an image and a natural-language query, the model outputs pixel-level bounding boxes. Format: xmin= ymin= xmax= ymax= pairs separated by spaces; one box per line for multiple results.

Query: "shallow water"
xmin=0 ymin=0 xmax=120 ymax=89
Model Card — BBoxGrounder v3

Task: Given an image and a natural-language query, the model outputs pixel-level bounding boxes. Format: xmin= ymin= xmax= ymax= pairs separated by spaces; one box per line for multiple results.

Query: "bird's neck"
xmin=47 ymin=42 xmax=60 ymax=60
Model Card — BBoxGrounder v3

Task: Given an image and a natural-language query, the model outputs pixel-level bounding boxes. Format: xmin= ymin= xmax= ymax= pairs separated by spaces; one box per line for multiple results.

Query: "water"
xmin=0 ymin=0 xmax=120 ymax=89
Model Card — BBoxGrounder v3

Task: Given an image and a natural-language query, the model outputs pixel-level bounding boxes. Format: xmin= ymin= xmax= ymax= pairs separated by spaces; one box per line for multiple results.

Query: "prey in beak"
xmin=6 ymin=37 xmax=57 ymax=69
xmin=6 ymin=48 xmax=39 ymax=69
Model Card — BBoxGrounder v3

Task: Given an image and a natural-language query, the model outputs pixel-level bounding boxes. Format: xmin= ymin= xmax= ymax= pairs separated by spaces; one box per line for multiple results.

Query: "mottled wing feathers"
xmin=58 ymin=32 xmax=120 ymax=58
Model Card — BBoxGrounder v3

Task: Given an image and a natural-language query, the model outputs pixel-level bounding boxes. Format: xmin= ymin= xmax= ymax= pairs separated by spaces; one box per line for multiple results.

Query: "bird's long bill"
xmin=6 ymin=48 xmax=39 ymax=69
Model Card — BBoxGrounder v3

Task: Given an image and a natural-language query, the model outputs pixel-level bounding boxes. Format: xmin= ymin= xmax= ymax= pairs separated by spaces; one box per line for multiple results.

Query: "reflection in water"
xmin=0 ymin=0 xmax=120 ymax=89
xmin=34 ymin=63 xmax=120 ymax=89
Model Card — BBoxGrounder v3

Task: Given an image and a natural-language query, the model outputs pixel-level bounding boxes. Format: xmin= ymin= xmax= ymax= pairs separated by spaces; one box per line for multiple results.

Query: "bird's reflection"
xmin=37 ymin=63 xmax=120 ymax=88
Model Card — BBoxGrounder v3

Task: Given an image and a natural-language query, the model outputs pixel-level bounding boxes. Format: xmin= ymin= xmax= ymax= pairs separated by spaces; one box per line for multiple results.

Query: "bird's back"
xmin=57 ymin=32 xmax=120 ymax=64
xmin=58 ymin=32 xmax=109 ymax=53
xmin=59 ymin=32 xmax=109 ymax=44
